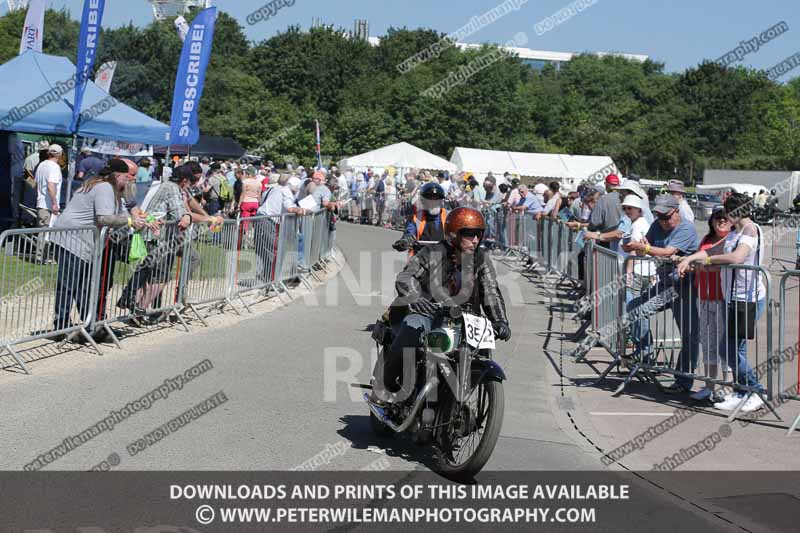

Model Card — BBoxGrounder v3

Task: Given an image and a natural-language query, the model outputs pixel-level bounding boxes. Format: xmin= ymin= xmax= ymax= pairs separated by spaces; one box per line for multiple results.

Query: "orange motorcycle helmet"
xmin=444 ymin=207 xmax=485 ymax=248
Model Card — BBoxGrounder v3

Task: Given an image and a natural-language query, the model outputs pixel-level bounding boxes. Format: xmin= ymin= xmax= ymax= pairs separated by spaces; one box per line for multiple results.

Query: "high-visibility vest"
xmin=409 ymin=208 xmax=447 ymax=257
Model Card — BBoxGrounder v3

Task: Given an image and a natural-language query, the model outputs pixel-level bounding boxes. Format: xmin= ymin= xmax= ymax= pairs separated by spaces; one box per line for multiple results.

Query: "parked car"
xmin=694 ymin=193 xmax=722 ymax=220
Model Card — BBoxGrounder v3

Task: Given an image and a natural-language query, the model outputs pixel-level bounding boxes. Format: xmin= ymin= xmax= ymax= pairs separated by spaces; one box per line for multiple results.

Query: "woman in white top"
xmin=677 ymin=193 xmax=766 ymax=413
xmin=542 ymin=181 xmax=562 ymax=219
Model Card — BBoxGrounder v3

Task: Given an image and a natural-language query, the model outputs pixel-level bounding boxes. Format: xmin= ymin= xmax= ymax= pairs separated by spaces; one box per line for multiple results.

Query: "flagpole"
xmin=315 ymin=119 xmax=323 ymax=170
xmin=164 ymin=144 xmax=171 ymax=182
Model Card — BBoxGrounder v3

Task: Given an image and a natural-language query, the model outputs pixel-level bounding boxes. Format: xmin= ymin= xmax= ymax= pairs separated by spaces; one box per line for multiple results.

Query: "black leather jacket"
xmin=389 ymin=241 xmax=508 ymax=325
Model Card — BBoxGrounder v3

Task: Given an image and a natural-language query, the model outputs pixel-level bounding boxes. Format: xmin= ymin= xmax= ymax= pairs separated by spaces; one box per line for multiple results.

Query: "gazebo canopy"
xmin=0 ymin=51 xmax=169 ymax=145
xmin=340 ymin=142 xmax=456 ymax=172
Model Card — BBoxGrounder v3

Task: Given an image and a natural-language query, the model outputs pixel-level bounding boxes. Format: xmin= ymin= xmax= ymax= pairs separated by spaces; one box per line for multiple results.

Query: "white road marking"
xmin=589 ymin=412 xmax=674 ymax=417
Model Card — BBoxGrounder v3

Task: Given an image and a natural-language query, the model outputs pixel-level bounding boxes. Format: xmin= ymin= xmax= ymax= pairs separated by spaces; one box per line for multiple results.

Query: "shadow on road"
xmin=336 ymin=414 xmax=438 ymax=471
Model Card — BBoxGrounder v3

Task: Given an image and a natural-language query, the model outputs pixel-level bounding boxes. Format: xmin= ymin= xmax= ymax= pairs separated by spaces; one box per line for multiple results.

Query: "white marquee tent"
xmin=339 ymin=142 xmax=456 ymax=176
xmin=450 ymin=147 xmax=619 ymax=188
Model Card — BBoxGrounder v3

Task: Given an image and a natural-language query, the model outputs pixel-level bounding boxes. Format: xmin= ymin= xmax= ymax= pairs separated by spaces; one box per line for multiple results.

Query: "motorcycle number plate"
xmin=463 ymin=313 xmax=496 ymax=350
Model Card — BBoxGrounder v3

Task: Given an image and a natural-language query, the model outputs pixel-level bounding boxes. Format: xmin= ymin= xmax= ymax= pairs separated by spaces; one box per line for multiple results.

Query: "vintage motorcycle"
xmin=359 ymin=304 xmax=506 ymax=482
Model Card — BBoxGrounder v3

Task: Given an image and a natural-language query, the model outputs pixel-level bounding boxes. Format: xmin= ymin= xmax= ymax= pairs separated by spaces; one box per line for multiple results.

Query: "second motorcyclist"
xmin=392 ymin=182 xmax=448 ymax=257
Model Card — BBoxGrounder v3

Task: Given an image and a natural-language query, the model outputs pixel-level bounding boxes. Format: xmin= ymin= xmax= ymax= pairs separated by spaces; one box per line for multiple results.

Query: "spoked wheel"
xmin=435 ymin=379 xmax=504 ymax=482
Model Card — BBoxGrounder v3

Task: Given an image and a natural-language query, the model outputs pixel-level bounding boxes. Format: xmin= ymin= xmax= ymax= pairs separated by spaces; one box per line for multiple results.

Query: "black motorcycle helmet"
xmin=419 ymin=182 xmax=445 ymax=201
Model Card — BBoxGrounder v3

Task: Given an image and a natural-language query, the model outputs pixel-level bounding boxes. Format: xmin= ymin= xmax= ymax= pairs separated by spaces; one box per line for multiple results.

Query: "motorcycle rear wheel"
xmin=435 ymin=378 xmax=504 ymax=482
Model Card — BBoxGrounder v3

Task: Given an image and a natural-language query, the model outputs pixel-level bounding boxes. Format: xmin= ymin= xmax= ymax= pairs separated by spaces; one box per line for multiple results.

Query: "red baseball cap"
xmin=605 ymin=174 xmax=620 ymax=186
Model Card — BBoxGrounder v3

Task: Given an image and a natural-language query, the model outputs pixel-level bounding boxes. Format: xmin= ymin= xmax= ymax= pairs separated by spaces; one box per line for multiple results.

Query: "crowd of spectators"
xmin=18 ymin=143 xmax=771 ymax=412
xmin=562 ymin=175 xmax=767 ymax=413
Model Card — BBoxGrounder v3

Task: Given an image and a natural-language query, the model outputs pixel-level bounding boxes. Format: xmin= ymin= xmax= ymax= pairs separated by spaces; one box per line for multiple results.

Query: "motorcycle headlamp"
xmin=426 ymin=328 xmax=455 ymax=354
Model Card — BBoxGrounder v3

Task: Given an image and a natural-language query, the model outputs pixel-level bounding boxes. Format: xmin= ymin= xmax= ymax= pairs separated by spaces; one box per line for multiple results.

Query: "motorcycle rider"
xmin=376 ymin=207 xmax=512 ymax=401
xmin=792 ymin=191 xmax=800 ymax=213
xmin=392 ymin=182 xmax=448 ymax=256
xmin=766 ymin=189 xmax=780 ymax=212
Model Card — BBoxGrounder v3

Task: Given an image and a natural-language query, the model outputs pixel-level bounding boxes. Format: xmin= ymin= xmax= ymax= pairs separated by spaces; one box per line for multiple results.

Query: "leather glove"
xmin=413 ymin=297 xmax=441 ymax=317
xmin=392 ymin=238 xmax=411 ymax=252
xmin=493 ymin=321 xmax=511 ymax=341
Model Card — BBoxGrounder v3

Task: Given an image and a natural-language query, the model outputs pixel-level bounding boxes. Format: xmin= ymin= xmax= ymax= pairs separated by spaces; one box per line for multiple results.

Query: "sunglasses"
xmin=460 ymin=229 xmax=484 ymax=239
xmin=622 ymin=206 xmax=639 ymax=211
xmin=656 ymin=210 xmax=675 ymax=220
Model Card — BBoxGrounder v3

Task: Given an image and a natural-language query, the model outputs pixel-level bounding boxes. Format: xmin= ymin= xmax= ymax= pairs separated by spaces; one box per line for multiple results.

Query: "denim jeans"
xmin=669 ymin=281 xmax=700 ymax=389
xmin=497 ymin=213 xmax=508 ymax=249
xmin=721 ymin=299 xmax=766 ymax=393
xmin=627 ymin=276 xmax=700 ymax=388
xmin=297 ymin=230 xmax=305 ymax=268
xmin=205 ymin=198 xmax=221 ymax=216
xmin=53 ymin=247 xmax=94 ymax=330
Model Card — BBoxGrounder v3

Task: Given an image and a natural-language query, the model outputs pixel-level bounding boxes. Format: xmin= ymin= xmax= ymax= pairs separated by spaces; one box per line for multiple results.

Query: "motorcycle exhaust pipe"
xmin=366 ymin=377 xmax=439 ymax=433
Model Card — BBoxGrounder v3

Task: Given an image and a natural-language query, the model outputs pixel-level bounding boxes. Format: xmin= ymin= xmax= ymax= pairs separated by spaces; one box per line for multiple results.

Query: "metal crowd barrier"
xmin=599 ymin=256 xmax=781 ymax=420
xmin=230 ymin=214 xmax=304 ymax=307
xmin=1 ymin=226 xmax=102 ymax=373
xmin=506 ymin=212 xmax=526 ymax=255
xmin=180 ymin=219 xmax=241 ymax=325
xmin=777 ymin=271 xmax=800 ymax=433
xmin=0 ymin=212 xmax=338 ymax=373
xmin=273 ymin=214 xmax=301 ymax=290
xmin=587 ymin=241 xmax=625 ymax=361
xmin=93 ymin=222 xmax=190 ymax=345
xmin=521 ymin=214 xmax=540 ymax=261
xmin=492 ymin=203 xmax=798 ymax=429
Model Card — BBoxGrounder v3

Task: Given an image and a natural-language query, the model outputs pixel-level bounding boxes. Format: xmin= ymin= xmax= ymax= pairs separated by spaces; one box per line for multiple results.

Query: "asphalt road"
xmin=0 ymin=223 xmax=745 ymax=531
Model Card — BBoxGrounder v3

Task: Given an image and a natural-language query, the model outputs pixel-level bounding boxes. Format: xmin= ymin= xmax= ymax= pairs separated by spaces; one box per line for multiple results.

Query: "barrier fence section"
xmin=230 ymin=214 xmax=288 ymax=308
xmin=179 ymin=219 xmax=241 ymax=324
xmin=273 ymin=214 xmax=301 ymax=290
xmin=1 ymin=226 xmax=102 ymax=373
xmin=611 ymin=258 xmax=783 ymax=420
xmin=777 ymin=271 xmax=800 ymax=433
xmin=93 ymin=222 xmax=191 ymax=345
xmin=0 ymin=212 xmax=336 ymax=374
xmin=464 ymin=210 xmax=798 ymax=429
xmin=523 ymin=215 xmax=541 ymax=263
xmin=587 ymin=241 xmax=625 ymax=361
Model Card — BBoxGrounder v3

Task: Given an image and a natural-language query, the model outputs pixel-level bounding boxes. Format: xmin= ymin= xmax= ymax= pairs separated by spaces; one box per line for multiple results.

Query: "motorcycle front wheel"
xmin=434 ymin=378 xmax=504 ymax=482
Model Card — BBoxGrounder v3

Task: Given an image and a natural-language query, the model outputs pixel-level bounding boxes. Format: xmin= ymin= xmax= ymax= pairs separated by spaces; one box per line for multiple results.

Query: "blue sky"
xmin=16 ymin=0 xmax=800 ymax=78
